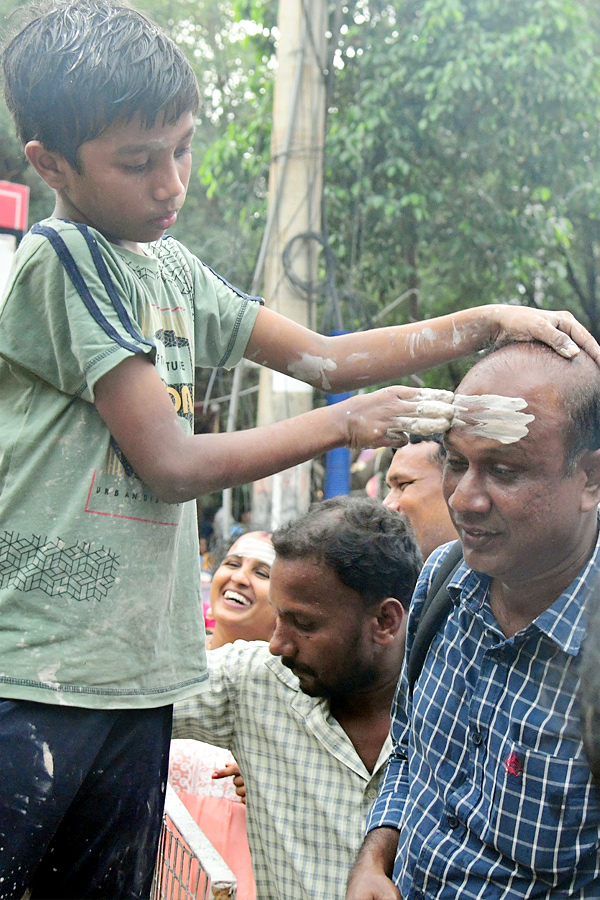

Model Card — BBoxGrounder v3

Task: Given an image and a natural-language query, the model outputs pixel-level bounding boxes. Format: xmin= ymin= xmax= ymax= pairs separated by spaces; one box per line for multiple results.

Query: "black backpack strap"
xmin=407 ymin=541 xmax=464 ymax=696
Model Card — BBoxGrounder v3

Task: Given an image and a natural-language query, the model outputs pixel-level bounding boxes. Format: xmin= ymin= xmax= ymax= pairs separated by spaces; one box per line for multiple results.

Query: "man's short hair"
xmin=482 ymin=341 xmax=600 ymax=471
xmin=2 ymin=0 xmax=200 ymax=169
xmin=272 ymin=496 xmax=422 ymax=610
xmin=406 ymin=433 xmax=446 ymax=464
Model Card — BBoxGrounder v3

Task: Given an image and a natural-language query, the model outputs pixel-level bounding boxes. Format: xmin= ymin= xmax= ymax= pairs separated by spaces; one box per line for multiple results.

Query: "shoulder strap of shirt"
xmin=31 ymin=222 xmax=154 ymax=353
xmin=407 ymin=540 xmax=464 ymax=696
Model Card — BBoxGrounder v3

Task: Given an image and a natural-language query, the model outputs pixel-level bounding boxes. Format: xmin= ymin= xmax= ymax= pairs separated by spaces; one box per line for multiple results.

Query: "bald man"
xmin=348 ymin=342 xmax=600 ymax=900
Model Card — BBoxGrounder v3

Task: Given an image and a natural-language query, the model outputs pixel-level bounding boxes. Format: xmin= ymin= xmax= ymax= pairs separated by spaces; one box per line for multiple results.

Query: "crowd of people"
xmin=0 ymin=1 xmax=599 ymax=898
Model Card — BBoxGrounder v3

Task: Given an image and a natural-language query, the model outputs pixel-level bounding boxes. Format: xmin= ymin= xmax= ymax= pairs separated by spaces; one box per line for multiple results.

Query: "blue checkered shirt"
xmin=367 ymin=529 xmax=600 ymax=899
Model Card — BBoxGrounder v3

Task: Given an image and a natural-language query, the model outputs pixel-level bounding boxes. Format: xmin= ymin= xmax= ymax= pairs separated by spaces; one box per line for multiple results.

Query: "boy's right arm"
xmin=94 ymin=353 xmax=451 ymax=503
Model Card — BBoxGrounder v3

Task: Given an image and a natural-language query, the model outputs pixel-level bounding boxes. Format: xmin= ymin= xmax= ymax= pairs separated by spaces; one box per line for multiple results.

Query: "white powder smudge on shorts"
xmin=42 ymin=742 xmax=54 ymax=779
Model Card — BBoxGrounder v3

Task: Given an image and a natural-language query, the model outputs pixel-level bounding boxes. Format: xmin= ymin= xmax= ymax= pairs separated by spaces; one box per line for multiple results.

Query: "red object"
xmin=0 ymin=181 xmax=29 ymax=231
xmin=504 ymin=751 xmax=523 ymax=777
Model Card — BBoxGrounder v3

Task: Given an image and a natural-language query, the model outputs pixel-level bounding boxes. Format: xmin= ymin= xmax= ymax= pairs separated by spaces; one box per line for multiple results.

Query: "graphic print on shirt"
xmin=0 ymin=531 xmax=118 ymax=602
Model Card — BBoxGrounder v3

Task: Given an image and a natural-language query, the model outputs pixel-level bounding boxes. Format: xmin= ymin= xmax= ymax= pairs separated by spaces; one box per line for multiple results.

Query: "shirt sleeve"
xmin=0 ymin=222 xmax=154 ymax=402
xmin=172 ymin=641 xmax=261 ymax=749
xmin=181 ymin=246 xmax=262 ymax=370
xmin=365 ymin=547 xmax=452 ymax=833
xmin=365 ymin=674 xmax=411 ymax=831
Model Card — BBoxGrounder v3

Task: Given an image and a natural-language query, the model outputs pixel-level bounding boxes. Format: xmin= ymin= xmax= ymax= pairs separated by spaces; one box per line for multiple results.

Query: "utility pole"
xmin=252 ymin=0 xmax=328 ymax=530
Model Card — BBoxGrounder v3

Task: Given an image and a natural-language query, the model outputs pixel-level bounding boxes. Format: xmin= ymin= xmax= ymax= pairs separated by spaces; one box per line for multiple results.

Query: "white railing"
xmin=151 ymin=784 xmax=237 ymax=900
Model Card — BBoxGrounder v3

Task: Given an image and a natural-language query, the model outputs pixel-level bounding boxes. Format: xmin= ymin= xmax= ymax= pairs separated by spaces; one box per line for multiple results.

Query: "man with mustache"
xmin=173 ymin=495 xmax=421 ymax=900
xmin=347 ymin=341 xmax=600 ymax=900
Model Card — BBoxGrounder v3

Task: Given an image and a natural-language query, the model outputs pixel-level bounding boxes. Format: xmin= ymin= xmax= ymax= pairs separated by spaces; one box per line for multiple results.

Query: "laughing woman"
xmin=206 ymin=532 xmax=276 ymax=650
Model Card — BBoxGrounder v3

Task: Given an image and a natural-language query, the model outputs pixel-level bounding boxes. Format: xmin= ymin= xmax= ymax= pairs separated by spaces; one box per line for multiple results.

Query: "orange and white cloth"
xmin=168 ymin=738 xmax=256 ymax=900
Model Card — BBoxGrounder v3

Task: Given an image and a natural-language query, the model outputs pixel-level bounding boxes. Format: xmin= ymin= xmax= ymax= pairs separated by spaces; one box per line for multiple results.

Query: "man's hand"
xmin=345 ymin=869 xmax=400 ymax=900
xmin=487 ymin=306 xmax=600 ymax=365
xmin=345 ymin=827 xmax=401 ymax=900
xmin=212 ymin=762 xmax=246 ymax=804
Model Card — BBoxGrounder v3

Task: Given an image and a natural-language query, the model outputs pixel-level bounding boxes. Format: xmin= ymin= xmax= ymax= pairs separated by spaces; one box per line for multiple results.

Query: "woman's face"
xmin=209 ymin=532 xmax=276 ymax=642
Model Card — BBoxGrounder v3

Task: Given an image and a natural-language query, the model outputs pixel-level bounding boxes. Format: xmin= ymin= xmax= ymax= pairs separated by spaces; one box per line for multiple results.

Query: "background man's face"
xmin=442 ymin=355 xmax=590 ymax=587
xmin=268 ymin=557 xmax=378 ymax=700
xmin=384 ymin=442 xmax=458 ymax=560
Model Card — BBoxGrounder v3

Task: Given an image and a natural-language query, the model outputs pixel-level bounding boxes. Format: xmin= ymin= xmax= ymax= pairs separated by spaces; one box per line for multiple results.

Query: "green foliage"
xmin=323 ymin=0 xmax=600 ymax=367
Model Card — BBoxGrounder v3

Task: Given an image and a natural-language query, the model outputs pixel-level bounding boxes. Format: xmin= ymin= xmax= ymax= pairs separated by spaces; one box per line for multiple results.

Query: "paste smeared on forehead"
xmin=230 ymin=535 xmax=275 ymax=567
xmin=453 ymin=393 xmax=535 ymax=445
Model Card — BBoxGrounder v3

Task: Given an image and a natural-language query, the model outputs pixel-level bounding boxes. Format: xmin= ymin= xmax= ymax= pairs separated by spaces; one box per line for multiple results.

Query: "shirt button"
xmin=447 ymin=814 xmax=459 ymax=828
xmin=365 ymin=787 xmax=378 ymax=801
xmin=472 ymin=731 xmax=483 ymax=746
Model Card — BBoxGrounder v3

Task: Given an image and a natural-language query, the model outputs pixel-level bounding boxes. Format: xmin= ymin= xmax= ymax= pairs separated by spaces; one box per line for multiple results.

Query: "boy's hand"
xmin=212 ymin=762 xmax=246 ymax=803
xmin=340 ymin=387 xmax=454 ymax=450
xmin=486 ymin=305 xmax=600 ymax=365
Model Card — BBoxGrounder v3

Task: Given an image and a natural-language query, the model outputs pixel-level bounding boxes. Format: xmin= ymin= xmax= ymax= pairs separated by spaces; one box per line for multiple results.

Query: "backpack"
xmin=406 ymin=541 xmax=464 ymax=695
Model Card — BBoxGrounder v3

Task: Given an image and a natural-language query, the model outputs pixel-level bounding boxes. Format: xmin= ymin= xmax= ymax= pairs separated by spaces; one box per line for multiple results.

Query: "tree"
xmin=325 ymin=0 xmax=600 ymax=361
xmin=186 ymin=0 xmax=600 ymax=387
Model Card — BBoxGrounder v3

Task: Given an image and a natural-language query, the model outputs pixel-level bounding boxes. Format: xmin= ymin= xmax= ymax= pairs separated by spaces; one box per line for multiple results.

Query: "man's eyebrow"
xmin=443 ymin=431 xmax=527 ymax=459
xmin=442 ymin=433 xmax=457 ymax=451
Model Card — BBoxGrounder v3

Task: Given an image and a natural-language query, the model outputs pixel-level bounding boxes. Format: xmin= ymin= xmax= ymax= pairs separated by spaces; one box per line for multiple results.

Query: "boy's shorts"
xmin=0 ymin=699 xmax=172 ymax=900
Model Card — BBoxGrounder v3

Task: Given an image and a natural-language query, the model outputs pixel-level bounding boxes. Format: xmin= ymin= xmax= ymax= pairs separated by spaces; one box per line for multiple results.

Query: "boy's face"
xmin=51 ymin=111 xmax=195 ymax=248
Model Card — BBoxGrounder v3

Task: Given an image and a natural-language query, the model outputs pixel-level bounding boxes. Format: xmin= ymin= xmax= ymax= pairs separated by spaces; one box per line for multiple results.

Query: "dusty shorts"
xmin=0 ymin=699 xmax=172 ymax=900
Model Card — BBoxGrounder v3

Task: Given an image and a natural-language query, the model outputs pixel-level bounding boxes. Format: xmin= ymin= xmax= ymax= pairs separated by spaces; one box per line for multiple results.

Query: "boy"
xmin=0 ymin=1 xmax=597 ymax=897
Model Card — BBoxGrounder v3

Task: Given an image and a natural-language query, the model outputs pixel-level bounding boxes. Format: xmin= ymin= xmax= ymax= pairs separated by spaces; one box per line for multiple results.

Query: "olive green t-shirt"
xmin=0 ymin=218 xmax=261 ymax=708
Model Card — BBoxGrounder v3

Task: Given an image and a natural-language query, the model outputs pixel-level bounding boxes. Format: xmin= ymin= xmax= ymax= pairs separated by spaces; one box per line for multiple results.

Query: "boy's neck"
xmin=116 ymin=240 xmax=149 ymax=255
xmin=51 ymin=199 xmax=149 ymax=256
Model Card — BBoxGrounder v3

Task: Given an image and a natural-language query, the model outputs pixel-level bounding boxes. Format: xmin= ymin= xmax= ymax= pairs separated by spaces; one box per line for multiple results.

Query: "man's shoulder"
xmin=208 ymin=640 xmax=301 ymax=691
xmin=208 ymin=638 xmax=271 ymax=665
xmin=414 ymin=540 xmax=466 ymax=599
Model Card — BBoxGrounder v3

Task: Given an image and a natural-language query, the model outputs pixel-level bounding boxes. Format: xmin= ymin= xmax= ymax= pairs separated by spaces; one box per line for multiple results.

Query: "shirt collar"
xmin=447 ymin=514 xmax=600 ymax=655
xmin=263 ymin=654 xmax=391 ymax=778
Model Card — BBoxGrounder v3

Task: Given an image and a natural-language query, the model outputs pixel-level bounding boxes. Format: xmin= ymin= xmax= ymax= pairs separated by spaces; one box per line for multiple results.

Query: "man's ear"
xmin=372 ymin=598 xmax=406 ymax=646
xmin=25 ymin=141 xmax=73 ymax=190
xmin=579 ymin=449 xmax=600 ymax=512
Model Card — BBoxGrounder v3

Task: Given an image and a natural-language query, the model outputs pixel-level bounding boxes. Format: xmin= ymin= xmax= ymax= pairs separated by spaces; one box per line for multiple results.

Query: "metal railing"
xmin=151 ymin=784 xmax=237 ymax=900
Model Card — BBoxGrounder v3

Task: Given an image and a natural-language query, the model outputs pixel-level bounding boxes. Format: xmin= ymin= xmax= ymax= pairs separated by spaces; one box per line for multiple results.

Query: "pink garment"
xmin=168 ymin=739 xmax=256 ymax=900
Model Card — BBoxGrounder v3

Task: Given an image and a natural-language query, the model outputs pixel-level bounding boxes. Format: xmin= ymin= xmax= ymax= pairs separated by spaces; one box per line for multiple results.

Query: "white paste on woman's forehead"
xmin=287 ymin=354 xmax=338 ymax=391
xmin=453 ymin=393 xmax=535 ymax=444
xmin=230 ymin=536 xmax=275 ymax=567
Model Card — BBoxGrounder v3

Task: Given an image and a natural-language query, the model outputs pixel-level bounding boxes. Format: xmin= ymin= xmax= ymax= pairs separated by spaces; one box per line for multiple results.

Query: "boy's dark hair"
xmin=272 ymin=495 xmax=422 ymax=610
xmin=2 ymin=0 xmax=200 ymax=169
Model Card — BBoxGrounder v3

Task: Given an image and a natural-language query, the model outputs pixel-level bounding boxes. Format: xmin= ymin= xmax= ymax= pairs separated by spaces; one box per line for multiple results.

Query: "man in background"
xmin=383 ymin=435 xmax=458 ymax=561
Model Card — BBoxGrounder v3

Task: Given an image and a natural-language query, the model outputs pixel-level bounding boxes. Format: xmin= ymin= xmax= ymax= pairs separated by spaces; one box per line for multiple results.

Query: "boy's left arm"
xmin=245 ymin=305 xmax=600 ymax=392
